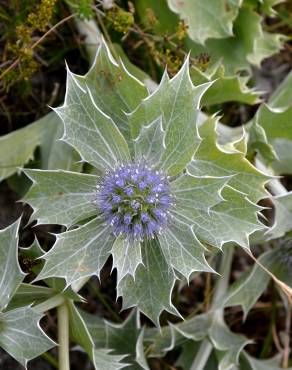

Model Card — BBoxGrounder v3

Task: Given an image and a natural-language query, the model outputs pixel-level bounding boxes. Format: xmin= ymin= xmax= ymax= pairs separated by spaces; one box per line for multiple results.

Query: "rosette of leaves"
xmin=24 ymin=40 xmax=268 ymax=325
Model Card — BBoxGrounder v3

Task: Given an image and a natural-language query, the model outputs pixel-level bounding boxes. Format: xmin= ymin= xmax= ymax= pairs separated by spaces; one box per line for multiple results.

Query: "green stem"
xmin=57 ymin=302 xmax=70 ymax=370
xmin=34 ymin=294 xmax=65 ymax=314
xmin=190 ymin=339 xmax=213 ymax=370
xmin=42 ymin=352 xmax=58 ymax=369
xmin=190 ymin=246 xmax=234 ymax=370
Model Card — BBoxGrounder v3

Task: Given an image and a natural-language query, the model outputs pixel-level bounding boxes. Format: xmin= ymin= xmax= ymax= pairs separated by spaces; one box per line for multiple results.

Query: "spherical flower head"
xmin=97 ymin=163 xmax=173 ymax=241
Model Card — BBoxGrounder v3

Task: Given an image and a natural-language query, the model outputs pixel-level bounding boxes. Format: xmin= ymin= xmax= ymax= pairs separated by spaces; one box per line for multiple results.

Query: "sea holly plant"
xmin=23 ymin=39 xmax=268 ymax=328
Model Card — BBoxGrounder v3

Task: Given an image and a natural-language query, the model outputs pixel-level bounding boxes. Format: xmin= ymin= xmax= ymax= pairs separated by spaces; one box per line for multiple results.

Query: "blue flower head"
xmin=97 ymin=163 xmax=173 ymax=241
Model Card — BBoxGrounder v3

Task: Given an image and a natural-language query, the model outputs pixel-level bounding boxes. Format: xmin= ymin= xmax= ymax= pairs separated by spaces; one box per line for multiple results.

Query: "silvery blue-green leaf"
xmin=222 ymin=246 xmax=292 ymax=317
xmin=251 ymin=71 xmax=292 ymax=174
xmin=0 ymin=306 xmax=55 ymax=368
xmin=75 ymin=40 xmax=148 ymax=142
xmin=170 ymin=312 xmax=211 ymax=342
xmin=0 ymin=219 xmax=25 ymax=311
xmin=269 ymin=70 xmax=292 ymax=108
xmin=0 ymin=111 xmax=81 ymax=182
xmin=54 ymin=68 xmax=130 ymax=172
xmin=159 ymin=212 xmax=215 ymax=280
xmin=118 ymin=239 xmax=179 ymax=326
xmin=188 ymin=117 xmax=269 ymax=203
xmin=241 ymin=353 xmax=292 ymax=370
xmin=111 ymin=237 xmax=143 ymax=285
xmin=136 ymin=329 xmax=150 ymax=370
xmin=74 ymin=308 xmax=148 ymax=370
xmin=129 ymin=60 xmax=212 ymax=176
xmin=247 ymin=120 xmax=277 ymax=165
xmin=73 ymin=308 xmax=106 ymax=348
xmin=268 ymin=192 xmax=292 ymax=239
xmin=134 ymin=116 xmax=165 ymax=165
xmin=68 ymin=301 xmax=94 ymax=356
xmin=191 ymin=63 xmax=260 ymax=106
xmin=36 ymin=217 xmax=115 ymax=284
xmin=24 ymin=169 xmax=98 ymax=227
xmin=209 ymin=320 xmax=251 ymax=370
xmin=40 ymin=111 xmax=81 ymax=172
xmin=5 ymin=283 xmax=55 ymax=311
xmin=172 ymin=185 xmax=264 ymax=249
xmin=0 ymin=118 xmax=44 ymax=181
xmin=256 ymin=104 xmax=292 ymax=174
xmin=93 ymin=349 xmax=128 ymax=370
xmin=221 ymin=251 xmax=272 ymax=318
xmin=104 ymin=311 xmax=147 ymax=370
xmin=167 ymin=0 xmax=241 ymax=44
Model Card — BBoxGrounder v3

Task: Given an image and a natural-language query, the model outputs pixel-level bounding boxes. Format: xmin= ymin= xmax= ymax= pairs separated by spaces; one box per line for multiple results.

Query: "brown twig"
xmin=0 ymin=12 xmax=77 ymax=81
xmin=245 ymin=249 xmax=292 ymax=305
xmin=282 ymin=305 xmax=291 ymax=368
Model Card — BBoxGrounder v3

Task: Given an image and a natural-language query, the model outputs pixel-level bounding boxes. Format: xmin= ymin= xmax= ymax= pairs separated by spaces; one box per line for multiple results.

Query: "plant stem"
xmin=57 ymin=302 xmax=70 ymax=370
xmin=190 ymin=339 xmax=213 ymax=370
xmin=34 ymin=294 xmax=65 ymax=314
xmin=42 ymin=352 xmax=58 ymax=369
xmin=190 ymin=246 xmax=234 ymax=370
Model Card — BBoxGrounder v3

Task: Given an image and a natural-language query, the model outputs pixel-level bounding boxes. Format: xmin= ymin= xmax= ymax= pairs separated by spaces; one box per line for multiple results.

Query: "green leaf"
xmin=71 ymin=307 xmax=149 ymax=370
xmin=222 ymin=246 xmax=292 ymax=317
xmin=171 ymin=175 xmax=264 ymax=249
xmin=134 ymin=116 xmax=165 ymax=165
xmin=188 ymin=117 xmax=268 ymax=202
xmin=75 ymin=41 xmax=148 ymax=142
xmin=189 ymin=7 xmax=283 ymax=74
xmin=222 ymin=252 xmax=271 ymax=317
xmin=241 ymin=353 xmax=292 ymax=370
xmin=118 ymin=239 xmax=180 ymax=326
xmin=255 ymin=104 xmax=292 ymax=174
xmin=129 ymin=61 xmax=212 ymax=175
xmin=92 ymin=349 xmax=128 ymax=370
xmin=104 ymin=311 xmax=147 ymax=369
xmin=37 ymin=217 xmax=115 ymax=284
xmin=5 ymin=283 xmax=55 ymax=311
xmin=209 ymin=319 xmax=250 ymax=370
xmin=0 ymin=219 xmax=25 ymax=311
xmin=0 ymin=111 xmax=81 ymax=182
xmin=167 ymin=0 xmax=241 ymax=44
xmin=249 ymin=71 xmax=292 ymax=172
xmin=24 ymin=169 xmax=98 ymax=226
xmin=68 ymin=301 xmax=94 ymax=356
xmin=72 ymin=308 xmax=106 ymax=348
xmin=40 ymin=112 xmax=82 ymax=172
xmin=268 ymin=192 xmax=292 ymax=239
xmin=0 ymin=118 xmax=44 ymax=181
xmin=111 ymin=237 xmax=143 ymax=284
xmin=192 ymin=65 xmax=260 ymax=106
xmin=0 ymin=306 xmax=55 ymax=367
xmin=55 ymin=67 xmax=131 ymax=172
xmin=159 ymin=216 xmax=214 ymax=280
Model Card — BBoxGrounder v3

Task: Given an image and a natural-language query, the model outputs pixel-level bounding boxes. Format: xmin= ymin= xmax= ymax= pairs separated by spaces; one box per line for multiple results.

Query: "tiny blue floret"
xmin=97 ymin=163 xmax=173 ymax=241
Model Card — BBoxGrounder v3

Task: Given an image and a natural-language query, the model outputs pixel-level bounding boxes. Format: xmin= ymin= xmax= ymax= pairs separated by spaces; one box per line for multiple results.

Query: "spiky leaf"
xmin=36 ymin=217 xmax=115 ymax=284
xmin=24 ymin=169 xmax=98 ymax=226
xmin=111 ymin=237 xmax=143 ymax=284
xmin=129 ymin=62 xmax=211 ymax=176
xmin=118 ymin=239 xmax=180 ymax=326
xmin=0 ymin=219 xmax=25 ymax=311
xmin=0 ymin=306 xmax=55 ymax=367
xmin=55 ymin=68 xmax=130 ymax=172
xmin=168 ymin=0 xmax=241 ymax=44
